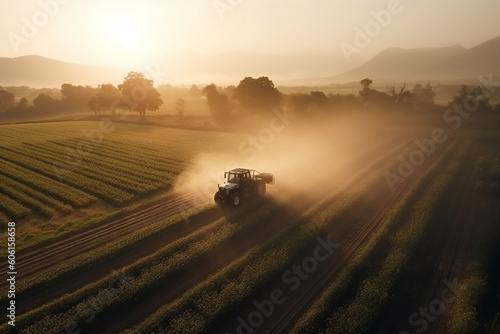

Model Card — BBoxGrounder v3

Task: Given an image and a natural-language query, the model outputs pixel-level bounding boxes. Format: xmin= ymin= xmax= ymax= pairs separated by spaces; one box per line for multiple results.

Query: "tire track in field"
xmin=16 ymin=204 xmax=223 ymax=315
xmin=89 ymin=136 xmax=417 ymax=334
xmin=2 ymin=192 xmax=209 ymax=291
xmin=426 ymin=149 xmax=476 ymax=334
xmin=12 ymin=133 xmax=398 ymax=318
xmin=252 ymin=140 xmax=453 ymax=334
xmin=14 ymin=132 xmax=402 ymax=332
xmin=81 ymin=136 xmax=410 ymax=334
xmin=372 ymin=145 xmax=472 ymax=334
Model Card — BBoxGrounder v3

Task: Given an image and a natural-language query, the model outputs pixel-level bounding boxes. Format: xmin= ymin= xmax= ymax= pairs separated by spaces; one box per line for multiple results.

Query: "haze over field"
xmin=2 ymin=1 xmax=500 ymax=334
xmin=1 ymin=0 xmax=500 ymax=86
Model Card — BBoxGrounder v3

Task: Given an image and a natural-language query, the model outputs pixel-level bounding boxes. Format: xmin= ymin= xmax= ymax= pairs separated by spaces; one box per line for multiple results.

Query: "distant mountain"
xmin=419 ymin=36 xmax=500 ymax=80
xmin=0 ymin=55 xmax=125 ymax=88
xmin=329 ymin=35 xmax=500 ymax=84
xmin=332 ymin=45 xmax=467 ymax=83
xmin=153 ymin=50 xmax=344 ymax=85
xmin=2 ymin=36 xmax=499 ymax=88
xmin=0 ymin=52 xmax=344 ymax=88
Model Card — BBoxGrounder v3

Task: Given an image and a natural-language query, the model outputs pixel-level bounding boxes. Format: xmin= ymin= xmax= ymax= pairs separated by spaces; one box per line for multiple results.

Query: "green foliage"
xmin=118 ymin=71 xmax=164 ymax=117
xmin=472 ymin=156 xmax=500 ymax=196
xmin=448 ymin=277 xmax=486 ymax=334
xmin=233 ymin=76 xmax=282 ymax=114
xmin=202 ymin=84 xmax=231 ymax=122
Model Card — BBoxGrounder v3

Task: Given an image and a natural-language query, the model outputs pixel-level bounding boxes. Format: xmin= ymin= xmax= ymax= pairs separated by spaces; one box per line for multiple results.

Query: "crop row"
xmin=122 ymin=138 xmax=419 ymax=333
xmin=45 ymin=139 xmax=185 ymax=178
xmin=0 ymin=192 xmax=31 ymax=220
xmin=0 ymin=180 xmax=55 ymax=218
xmin=23 ymin=142 xmax=172 ymax=185
xmin=0 ymin=174 xmax=72 ymax=214
xmin=4 ymin=145 xmax=167 ymax=196
xmin=448 ymin=154 xmax=500 ymax=334
xmin=291 ymin=142 xmax=464 ymax=334
xmin=7 ymin=200 xmax=210 ymax=301
xmin=6 ymin=130 xmax=406 ymax=333
xmin=0 ymin=125 xmax=81 ymax=145
xmin=0 ymin=147 xmax=134 ymax=205
xmin=0 ymin=158 xmax=96 ymax=208
xmin=62 ymin=137 xmax=188 ymax=167
xmin=12 ymin=201 xmax=275 ymax=333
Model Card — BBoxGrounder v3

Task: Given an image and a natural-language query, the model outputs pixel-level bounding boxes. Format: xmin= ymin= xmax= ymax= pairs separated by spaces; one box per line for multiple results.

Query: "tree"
xmin=17 ymin=97 xmax=28 ymax=109
xmin=118 ymin=71 xmax=163 ymax=118
xmin=189 ymin=84 xmax=203 ymax=98
xmin=286 ymin=91 xmax=328 ymax=115
xmin=0 ymin=90 xmax=15 ymax=112
xmin=202 ymin=84 xmax=231 ymax=122
xmin=358 ymin=78 xmax=391 ymax=111
xmin=61 ymin=84 xmax=96 ymax=110
xmin=412 ymin=83 xmax=436 ymax=111
xmin=359 ymin=78 xmax=373 ymax=90
xmin=88 ymin=96 xmax=99 ymax=116
xmin=448 ymin=85 xmax=491 ymax=114
xmin=386 ymin=84 xmax=414 ymax=111
xmin=233 ymin=76 xmax=282 ymax=114
xmin=359 ymin=78 xmax=373 ymax=109
xmin=309 ymin=91 xmax=328 ymax=110
xmin=93 ymin=83 xmax=121 ymax=115
xmin=33 ymin=93 xmax=59 ymax=113
xmin=175 ymin=98 xmax=186 ymax=118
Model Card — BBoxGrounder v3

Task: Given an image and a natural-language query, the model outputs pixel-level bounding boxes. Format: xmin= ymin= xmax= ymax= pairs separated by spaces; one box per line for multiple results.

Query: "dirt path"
xmin=9 ymin=193 xmax=206 ymax=284
xmin=16 ymin=206 xmax=223 ymax=314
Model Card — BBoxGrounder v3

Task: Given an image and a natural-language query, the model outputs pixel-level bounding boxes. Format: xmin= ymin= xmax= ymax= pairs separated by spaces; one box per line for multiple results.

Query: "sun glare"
xmin=106 ymin=12 xmax=144 ymax=50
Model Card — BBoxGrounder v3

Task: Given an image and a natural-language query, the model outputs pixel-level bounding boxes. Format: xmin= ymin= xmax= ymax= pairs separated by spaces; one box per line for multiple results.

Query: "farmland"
xmin=1 ymin=114 xmax=500 ymax=334
xmin=0 ymin=121 xmax=244 ymax=248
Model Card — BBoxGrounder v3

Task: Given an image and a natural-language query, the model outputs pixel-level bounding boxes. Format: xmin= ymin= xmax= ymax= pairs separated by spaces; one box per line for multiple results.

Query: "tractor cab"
xmin=215 ymin=168 xmax=274 ymax=207
xmin=225 ymin=169 xmax=251 ymax=185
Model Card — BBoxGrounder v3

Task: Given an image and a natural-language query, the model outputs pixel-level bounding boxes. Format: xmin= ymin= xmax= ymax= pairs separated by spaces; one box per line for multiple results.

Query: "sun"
xmin=106 ymin=12 xmax=144 ymax=50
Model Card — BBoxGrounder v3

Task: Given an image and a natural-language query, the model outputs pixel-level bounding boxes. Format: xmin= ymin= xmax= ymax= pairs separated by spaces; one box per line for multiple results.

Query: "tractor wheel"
xmin=257 ymin=181 xmax=266 ymax=196
xmin=229 ymin=192 xmax=241 ymax=207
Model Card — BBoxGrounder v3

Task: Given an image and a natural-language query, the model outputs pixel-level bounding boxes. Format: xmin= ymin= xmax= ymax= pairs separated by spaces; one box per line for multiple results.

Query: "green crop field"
xmin=0 ymin=121 xmax=243 ymax=247
xmin=1 ymin=116 xmax=500 ymax=334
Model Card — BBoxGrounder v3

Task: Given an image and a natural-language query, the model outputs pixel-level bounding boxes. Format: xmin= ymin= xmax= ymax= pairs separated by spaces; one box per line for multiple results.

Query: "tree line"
xmin=0 ymin=72 xmax=163 ymax=120
xmin=202 ymin=77 xmax=500 ymax=123
xmin=1 ymin=74 xmax=499 ymax=122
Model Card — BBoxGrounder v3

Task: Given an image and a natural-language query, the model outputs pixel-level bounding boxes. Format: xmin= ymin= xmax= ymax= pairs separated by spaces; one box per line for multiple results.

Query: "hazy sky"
xmin=2 ymin=0 xmax=500 ymax=71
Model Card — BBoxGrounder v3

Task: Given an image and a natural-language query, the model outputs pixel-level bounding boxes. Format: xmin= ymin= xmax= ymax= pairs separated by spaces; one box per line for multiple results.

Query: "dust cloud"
xmin=173 ymin=113 xmax=394 ymax=206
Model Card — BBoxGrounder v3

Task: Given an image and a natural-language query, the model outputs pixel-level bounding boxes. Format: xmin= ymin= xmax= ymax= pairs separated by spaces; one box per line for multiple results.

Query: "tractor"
xmin=214 ymin=168 xmax=275 ymax=207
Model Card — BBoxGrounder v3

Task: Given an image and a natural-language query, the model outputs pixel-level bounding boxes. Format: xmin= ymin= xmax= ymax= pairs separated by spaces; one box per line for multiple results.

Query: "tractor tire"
xmin=229 ymin=192 xmax=241 ymax=207
xmin=256 ymin=181 xmax=266 ymax=196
